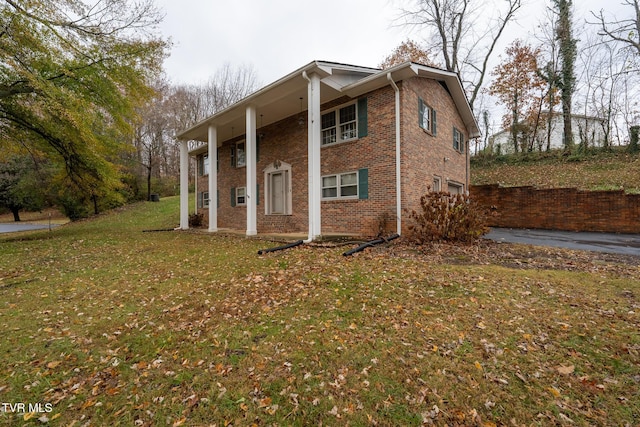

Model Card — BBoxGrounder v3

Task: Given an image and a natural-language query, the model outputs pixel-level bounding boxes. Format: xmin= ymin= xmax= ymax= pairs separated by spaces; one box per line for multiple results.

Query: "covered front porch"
xmin=177 ymin=61 xmax=380 ymax=241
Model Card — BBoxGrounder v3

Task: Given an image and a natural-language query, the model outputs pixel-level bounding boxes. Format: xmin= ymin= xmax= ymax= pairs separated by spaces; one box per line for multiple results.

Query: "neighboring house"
xmin=489 ymin=112 xmax=606 ymax=154
xmin=176 ymin=60 xmax=480 ymax=239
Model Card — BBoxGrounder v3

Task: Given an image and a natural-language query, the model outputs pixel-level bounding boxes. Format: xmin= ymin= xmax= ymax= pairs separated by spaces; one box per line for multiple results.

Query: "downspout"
xmin=194 ymin=155 xmax=198 ymax=215
xmin=387 ymin=73 xmax=402 ymax=235
xmin=302 ymin=70 xmax=314 ymax=243
xmin=466 ymin=139 xmax=470 ymax=195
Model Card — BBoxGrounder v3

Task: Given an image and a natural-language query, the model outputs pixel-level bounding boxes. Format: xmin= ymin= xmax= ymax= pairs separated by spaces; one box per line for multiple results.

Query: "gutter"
xmin=387 ymin=73 xmax=402 ymax=235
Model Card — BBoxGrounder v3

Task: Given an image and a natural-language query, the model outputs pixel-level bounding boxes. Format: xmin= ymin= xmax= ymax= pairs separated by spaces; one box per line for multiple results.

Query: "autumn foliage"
xmin=488 ymin=40 xmax=552 ymax=152
xmin=379 ymin=39 xmax=439 ymax=69
xmin=407 ymin=191 xmax=488 ymax=244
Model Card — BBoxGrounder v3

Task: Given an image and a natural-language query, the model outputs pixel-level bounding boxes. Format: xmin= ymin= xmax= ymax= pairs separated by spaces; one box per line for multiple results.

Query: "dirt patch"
xmin=375 ymin=238 xmax=640 ymax=278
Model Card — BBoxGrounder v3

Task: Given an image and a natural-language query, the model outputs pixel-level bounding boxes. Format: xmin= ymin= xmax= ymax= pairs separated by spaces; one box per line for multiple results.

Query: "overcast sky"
xmin=154 ymin=0 xmax=627 ymax=87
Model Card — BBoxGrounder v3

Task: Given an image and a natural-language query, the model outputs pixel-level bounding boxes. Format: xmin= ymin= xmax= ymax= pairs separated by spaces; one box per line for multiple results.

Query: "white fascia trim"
xmin=176 ymin=61 xmax=368 ymax=141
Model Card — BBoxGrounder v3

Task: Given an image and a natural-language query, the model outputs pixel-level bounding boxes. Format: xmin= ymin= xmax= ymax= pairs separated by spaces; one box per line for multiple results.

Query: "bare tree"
xmin=593 ymin=0 xmax=640 ymax=56
xmin=534 ymin=5 xmax=563 ymax=152
xmin=202 ymin=63 xmax=260 ymax=116
xmin=397 ymin=0 xmax=522 ymax=110
xmin=127 ymin=63 xmax=261 ymax=199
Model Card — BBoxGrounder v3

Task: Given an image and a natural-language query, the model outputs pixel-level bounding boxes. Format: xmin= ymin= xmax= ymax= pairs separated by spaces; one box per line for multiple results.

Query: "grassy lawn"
xmin=1 ymin=197 xmax=638 ymax=426
xmin=472 ymin=150 xmax=640 ymax=193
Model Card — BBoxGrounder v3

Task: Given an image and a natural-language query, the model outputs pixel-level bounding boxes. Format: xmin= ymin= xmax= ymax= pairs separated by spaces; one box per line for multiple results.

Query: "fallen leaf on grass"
xmin=46 ymin=361 xmax=61 ymax=369
xmin=556 ymin=365 xmax=575 ymax=375
xmin=548 ymin=386 xmax=561 ymax=398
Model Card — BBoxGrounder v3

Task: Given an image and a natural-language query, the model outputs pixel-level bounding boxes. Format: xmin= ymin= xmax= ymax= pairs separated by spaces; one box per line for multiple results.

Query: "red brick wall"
xmin=400 ymin=77 xmax=469 ymax=232
xmin=195 ymin=77 xmax=470 ymax=237
xmin=471 ymin=184 xmax=640 ymax=233
xmin=320 ymin=87 xmax=397 ymax=236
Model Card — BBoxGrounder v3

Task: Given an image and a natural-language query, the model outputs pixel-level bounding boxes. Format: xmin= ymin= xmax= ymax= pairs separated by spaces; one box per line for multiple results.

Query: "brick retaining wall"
xmin=470 ymin=184 xmax=640 ymax=233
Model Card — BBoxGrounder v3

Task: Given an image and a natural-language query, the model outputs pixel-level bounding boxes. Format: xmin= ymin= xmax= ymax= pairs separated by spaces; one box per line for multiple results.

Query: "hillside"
xmin=471 ymin=148 xmax=640 ymax=193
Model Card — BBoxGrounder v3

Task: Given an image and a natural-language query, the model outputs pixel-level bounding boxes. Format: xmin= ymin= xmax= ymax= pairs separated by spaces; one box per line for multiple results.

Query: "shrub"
xmin=407 ymin=191 xmax=488 ymax=244
xmin=189 ymin=213 xmax=204 ymax=228
xmin=58 ymin=193 xmax=90 ymax=221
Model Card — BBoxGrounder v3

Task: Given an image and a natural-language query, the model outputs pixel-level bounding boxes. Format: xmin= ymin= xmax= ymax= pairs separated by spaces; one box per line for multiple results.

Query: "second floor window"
xmin=419 ymin=97 xmax=437 ymax=135
xmin=231 ymin=141 xmax=246 ymax=168
xmin=322 ymin=103 xmax=358 ymax=145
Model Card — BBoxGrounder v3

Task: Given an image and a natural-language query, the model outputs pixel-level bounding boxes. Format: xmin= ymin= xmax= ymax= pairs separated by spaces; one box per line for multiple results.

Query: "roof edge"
xmin=176 ymin=61 xmax=379 ymax=141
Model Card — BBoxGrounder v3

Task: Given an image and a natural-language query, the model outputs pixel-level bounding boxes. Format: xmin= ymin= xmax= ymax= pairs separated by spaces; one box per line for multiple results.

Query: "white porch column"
xmin=208 ymin=125 xmax=218 ymax=232
xmin=306 ymin=72 xmax=322 ymax=240
xmin=246 ymin=105 xmax=257 ymax=236
xmin=179 ymin=140 xmax=189 ymax=229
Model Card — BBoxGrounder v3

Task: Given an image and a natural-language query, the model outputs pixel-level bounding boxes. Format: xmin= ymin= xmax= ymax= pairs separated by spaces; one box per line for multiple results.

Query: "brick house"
xmin=177 ymin=60 xmax=479 ymax=239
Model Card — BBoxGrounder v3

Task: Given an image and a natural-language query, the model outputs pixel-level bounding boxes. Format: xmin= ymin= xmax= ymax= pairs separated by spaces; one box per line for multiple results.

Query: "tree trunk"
xmin=11 ymin=207 xmax=20 ymax=222
xmin=556 ymin=0 xmax=576 ymax=151
xmin=147 ymin=165 xmax=152 ymax=201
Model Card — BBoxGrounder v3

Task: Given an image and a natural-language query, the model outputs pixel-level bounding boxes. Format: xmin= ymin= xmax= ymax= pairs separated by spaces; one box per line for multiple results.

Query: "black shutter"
xmin=357 ymin=97 xmax=368 ymax=138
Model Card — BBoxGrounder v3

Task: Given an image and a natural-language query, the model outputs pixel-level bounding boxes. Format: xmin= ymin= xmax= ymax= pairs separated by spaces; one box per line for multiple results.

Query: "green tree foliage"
xmin=0 ymin=155 xmax=50 ymax=221
xmin=0 ymin=0 xmax=168 ymax=212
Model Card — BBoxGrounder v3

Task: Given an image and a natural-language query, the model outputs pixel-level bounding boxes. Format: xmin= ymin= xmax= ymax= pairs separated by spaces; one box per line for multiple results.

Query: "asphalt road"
xmin=2 ymin=222 xmax=639 ymax=257
xmin=485 ymin=228 xmax=640 ymax=256
xmin=0 ymin=223 xmax=57 ymax=233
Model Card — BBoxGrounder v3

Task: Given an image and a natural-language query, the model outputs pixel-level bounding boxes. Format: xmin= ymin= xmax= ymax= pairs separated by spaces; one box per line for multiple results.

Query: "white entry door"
xmin=264 ymin=161 xmax=292 ymax=215
xmin=271 ymin=171 xmax=285 ymax=214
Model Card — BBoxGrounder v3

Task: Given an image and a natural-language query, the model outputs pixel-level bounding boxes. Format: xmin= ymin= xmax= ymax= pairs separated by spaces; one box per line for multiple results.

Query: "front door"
xmin=271 ymin=171 xmax=285 ymax=214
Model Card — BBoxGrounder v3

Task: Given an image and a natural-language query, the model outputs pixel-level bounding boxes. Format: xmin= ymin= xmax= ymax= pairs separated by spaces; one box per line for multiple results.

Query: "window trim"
xmin=236 ymin=186 xmax=246 ymax=206
xmin=433 ymin=176 xmax=442 ymax=192
xmin=203 ymin=154 xmax=210 ymax=176
xmin=321 ymin=102 xmax=359 ymax=146
xmin=453 ymin=127 xmax=464 ymax=153
xmin=232 ymin=140 xmax=246 ymax=168
xmin=419 ymin=97 xmax=437 ymax=135
xmin=321 ymin=171 xmax=359 ymax=200
xmin=264 ymin=161 xmax=292 ymax=216
xmin=447 ymin=180 xmax=465 ymax=195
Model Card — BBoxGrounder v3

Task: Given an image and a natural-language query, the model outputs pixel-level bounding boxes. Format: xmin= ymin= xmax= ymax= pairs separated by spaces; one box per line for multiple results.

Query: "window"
xmin=453 ymin=127 xmax=464 ymax=153
xmin=448 ymin=181 xmax=464 ymax=194
xmin=418 ymin=97 xmax=437 ymax=135
xmin=203 ymin=191 xmax=209 ymax=208
xmin=322 ymin=171 xmax=359 ymax=200
xmin=321 ymin=103 xmax=358 ymax=145
xmin=231 ymin=141 xmax=246 ymax=168
xmin=433 ymin=176 xmax=442 ymax=192
xmin=236 ymin=187 xmax=246 ymax=206
xmin=203 ymin=155 xmax=210 ymax=176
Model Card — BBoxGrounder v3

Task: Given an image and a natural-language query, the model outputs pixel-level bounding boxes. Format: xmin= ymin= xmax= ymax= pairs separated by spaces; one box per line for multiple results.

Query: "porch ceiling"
xmin=177 ymin=61 xmax=376 ymax=145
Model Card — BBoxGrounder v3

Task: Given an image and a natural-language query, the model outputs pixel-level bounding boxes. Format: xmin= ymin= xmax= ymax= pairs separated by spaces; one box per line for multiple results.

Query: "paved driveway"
xmin=0 ymin=223 xmax=57 ymax=233
xmin=485 ymin=228 xmax=640 ymax=256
